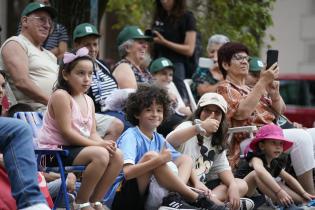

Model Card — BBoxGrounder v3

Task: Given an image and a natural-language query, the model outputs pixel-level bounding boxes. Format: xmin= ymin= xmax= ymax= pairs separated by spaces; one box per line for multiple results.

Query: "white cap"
xmin=197 ymin=93 xmax=227 ymax=113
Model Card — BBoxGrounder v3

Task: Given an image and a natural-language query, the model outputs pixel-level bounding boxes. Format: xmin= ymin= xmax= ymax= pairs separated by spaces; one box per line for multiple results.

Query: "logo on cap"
xmin=39 ymin=4 xmax=45 ymax=7
xmin=85 ymin=26 xmax=93 ymax=33
xmin=137 ymin=28 xmax=144 ymax=35
xmin=161 ymin=60 xmax=169 ymax=66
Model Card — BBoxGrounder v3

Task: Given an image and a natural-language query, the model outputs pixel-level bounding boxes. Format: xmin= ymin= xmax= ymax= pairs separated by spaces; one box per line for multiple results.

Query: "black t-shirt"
xmin=153 ymin=11 xmax=196 ymax=64
xmin=234 ymin=152 xmax=287 ymax=179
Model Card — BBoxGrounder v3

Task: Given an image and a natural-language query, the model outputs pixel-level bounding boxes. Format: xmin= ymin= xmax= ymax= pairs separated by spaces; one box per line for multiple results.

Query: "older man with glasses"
xmin=0 ymin=2 xmax=58 ymax=111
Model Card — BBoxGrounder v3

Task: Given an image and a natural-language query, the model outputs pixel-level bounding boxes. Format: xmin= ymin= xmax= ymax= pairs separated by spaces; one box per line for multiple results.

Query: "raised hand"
xmin=259 ymin=63 xmax=279 ymax=87
xmin=159 ymin=141 xmax=172 ymax=164
xmin=201 ymin=112 xmax=220 ymax=134
xmin=266 ymin=80 xmax=280 ymax=100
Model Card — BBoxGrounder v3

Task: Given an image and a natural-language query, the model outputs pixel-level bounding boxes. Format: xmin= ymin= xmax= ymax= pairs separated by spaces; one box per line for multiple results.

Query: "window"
xmin=280 ymin=80 xmax=307 ymax=106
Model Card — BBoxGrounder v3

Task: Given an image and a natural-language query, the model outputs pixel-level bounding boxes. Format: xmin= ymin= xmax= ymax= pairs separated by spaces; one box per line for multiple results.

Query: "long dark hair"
xmin=54 ymin=52 xmax=93 ymax=94
xmin=190 ymin=106 xmax=228 ymax=153
xmin=153 ymin=0 xmax=187 ymax=23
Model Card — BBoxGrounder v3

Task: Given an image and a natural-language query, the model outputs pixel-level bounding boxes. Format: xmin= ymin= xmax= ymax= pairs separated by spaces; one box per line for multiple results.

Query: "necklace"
xmin=74 ymin=94 xmax=90 ymax=138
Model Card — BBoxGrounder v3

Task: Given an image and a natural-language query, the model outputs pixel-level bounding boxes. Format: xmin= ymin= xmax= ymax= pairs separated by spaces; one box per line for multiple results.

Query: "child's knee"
xmin=112 ymin=148 xmax=124 ymax=164
xmin=142 ymin=151 xmax=159 ymax=161
xmin=175 ymin=154 xmax=193 ymax=166
xmin=235 ymin=178 xmax=248 ymax=194
xmin=91 ymin=147 xmax=110 ymax=165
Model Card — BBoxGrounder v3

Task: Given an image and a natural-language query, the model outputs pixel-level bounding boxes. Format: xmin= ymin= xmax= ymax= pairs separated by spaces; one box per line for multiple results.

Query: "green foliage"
xmin=106 ymin=0 xmax=154 ymax=29
xmin=105 ymin=0 xmax=276 ymax=56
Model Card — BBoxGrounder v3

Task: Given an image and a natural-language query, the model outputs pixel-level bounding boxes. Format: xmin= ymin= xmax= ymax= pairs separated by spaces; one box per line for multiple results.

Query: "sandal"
xmin=92 ymin=201 xmax=107 ymax=210
xmin=74 ymin=202 xmax=94 ymax=210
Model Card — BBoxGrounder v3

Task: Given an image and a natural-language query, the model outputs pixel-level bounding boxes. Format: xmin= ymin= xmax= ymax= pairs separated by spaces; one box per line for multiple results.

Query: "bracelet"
xmin=194 ymin=119 xmax=207 ymax=136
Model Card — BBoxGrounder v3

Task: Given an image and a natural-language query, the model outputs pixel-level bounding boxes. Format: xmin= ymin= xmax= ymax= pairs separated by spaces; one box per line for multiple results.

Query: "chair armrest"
xmin=227 ymin=126 xmax=258 ymax=135
xmin=227 ymin=125 xmax=258 ymax=144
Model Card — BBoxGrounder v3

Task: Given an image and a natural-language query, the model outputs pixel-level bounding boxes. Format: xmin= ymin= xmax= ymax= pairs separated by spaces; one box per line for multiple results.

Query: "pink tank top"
xmin=37 ymin=92 xmax=93 ymax=149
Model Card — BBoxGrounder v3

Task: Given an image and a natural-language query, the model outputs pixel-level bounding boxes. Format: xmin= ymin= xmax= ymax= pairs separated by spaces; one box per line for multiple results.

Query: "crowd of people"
xmin=0 ymin=0 xmax=315 ymax=210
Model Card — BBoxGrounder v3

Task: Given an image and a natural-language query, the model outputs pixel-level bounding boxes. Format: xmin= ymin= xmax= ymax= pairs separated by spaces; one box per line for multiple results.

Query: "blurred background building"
xmin=261 ymin=0 xmax=315 ymax=73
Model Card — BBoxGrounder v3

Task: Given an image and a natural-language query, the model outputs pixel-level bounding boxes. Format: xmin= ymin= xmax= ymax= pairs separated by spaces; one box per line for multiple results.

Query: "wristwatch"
xmin=194 ymin=119 xmax=207 ymax=136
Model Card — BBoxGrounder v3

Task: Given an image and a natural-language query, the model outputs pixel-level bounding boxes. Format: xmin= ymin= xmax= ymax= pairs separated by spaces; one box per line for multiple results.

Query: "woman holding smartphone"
xmin=216 ymin=42 xmax=315 ymax=195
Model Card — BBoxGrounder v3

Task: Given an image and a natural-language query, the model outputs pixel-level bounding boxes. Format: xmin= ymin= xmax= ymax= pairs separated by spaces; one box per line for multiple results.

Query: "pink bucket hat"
xmin=249 ymin=124 xmax=293 ymax=152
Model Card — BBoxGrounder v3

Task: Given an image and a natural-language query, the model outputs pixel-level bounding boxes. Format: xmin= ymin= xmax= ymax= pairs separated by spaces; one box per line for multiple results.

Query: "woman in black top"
xmin=151 ymin=0 xmax=197 ymax=104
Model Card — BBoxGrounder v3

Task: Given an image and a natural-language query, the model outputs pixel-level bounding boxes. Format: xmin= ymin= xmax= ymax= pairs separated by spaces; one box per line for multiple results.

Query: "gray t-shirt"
xmin=173 ymin=121 xmax=231 ymax=182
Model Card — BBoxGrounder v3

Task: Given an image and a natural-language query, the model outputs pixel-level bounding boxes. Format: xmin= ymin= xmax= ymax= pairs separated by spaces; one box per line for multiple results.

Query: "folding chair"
xmin=227 ymin=125 xmax=257 ymax=159
xmin=14 ymin=112 xmax=85 ymax=210
xmin=183 ymin=79 xmax=197 ymax=111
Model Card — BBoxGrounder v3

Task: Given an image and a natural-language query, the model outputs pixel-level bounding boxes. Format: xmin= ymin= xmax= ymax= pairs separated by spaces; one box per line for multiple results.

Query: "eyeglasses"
xmin=232 ymin=54 xmax=250 ymax=62
xmin=201 ymin=107 xmax=222 ymax=116
xmin=28 ymin=16 xmax=52 ymax=26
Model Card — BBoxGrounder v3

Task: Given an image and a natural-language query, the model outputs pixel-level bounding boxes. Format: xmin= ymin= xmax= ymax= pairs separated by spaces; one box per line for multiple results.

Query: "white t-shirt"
xmin=172 ymin=121 xmax=231 ymax=182
xmin=0 ymin=34 xmax=58 ymax=110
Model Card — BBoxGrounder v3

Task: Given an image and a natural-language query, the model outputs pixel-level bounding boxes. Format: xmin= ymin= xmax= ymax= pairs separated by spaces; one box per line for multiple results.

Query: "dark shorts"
xmin=111 ymin=178 xmax=149 ymax=210
xmin=45 ymin=146 xmax=84 ymax=167
xmin=205 ymin=179 xmax=221 ymax=190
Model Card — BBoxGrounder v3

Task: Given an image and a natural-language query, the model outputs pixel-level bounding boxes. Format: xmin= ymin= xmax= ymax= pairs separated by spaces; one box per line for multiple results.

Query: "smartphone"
xmin=198 ymin=57 xmax=214 ymax=69
xmin=266 ymin=49 xmax=279 ymax=69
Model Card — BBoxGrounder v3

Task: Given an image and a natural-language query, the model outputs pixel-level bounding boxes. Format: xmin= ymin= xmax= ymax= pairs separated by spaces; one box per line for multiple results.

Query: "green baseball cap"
xmin=249 ymin=56 xmax=264 ymax=72
xmin=21 ymin=2 xmax=57 ymax=18
xmin=73 ymin=23 xmax=101 ymax=41
xmin=149 ymin=57 xmax=174 ymax=74
xmin=117 ymin=26 xmax=152 ymax=46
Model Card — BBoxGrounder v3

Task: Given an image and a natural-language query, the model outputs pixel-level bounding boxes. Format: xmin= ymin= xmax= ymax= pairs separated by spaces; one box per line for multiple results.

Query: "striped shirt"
xmin=43 ymin=23 xmax=68 ymax=50
xmin=88 ymin=60 xmax=118 ymax=112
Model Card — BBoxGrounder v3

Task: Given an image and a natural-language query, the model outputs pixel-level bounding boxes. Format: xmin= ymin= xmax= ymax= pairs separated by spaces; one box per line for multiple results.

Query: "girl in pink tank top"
xmin=37 ymin=47 xmax=123 ymax=210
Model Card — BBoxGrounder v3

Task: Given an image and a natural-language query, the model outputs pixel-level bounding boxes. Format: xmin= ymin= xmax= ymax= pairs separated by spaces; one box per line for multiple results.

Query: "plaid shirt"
xmin=217 ymin=80 xmax=275 ymax=168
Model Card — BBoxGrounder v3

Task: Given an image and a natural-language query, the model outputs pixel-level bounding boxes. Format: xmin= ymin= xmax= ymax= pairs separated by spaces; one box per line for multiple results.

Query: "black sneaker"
xmin=158 ymin=192 xmax=199 ymax=210
xmin=193 ymin=195 xmax=228 ymax=210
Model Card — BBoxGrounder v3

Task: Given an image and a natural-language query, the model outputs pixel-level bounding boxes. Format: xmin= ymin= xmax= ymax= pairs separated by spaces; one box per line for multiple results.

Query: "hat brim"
xmin=74 ymin=33 xmax=101 ymax=41
xmin=150 ymin=64 xmax=174 ymax=74
xmin=133 ymin=36 xmax=153 ymax=42
xmin=249 ymin=136 xmax=294 ymax=152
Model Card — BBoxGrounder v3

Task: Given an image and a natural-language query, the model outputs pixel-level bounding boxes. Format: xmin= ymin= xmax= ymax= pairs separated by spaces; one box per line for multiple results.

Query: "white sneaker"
xmin=240 ymin=198 xmax=255 ymax=210
xmin=20 ymin=203 xmax=51 ymax=210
